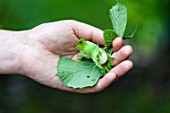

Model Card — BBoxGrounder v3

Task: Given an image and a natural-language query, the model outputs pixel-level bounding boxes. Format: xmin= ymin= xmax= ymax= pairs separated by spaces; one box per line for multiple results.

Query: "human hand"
xmin=14 ymin=20 xmax=133 ymax=93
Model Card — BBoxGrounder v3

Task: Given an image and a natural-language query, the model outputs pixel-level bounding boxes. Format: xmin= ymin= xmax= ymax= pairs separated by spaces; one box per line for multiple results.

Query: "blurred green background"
xmin=0 ymin=0 xmax=170 ymax=113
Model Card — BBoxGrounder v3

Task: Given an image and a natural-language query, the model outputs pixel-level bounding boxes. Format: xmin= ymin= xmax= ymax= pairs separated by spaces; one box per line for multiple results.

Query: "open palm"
xmin=20 ymin=20 xmax=133 ymax=93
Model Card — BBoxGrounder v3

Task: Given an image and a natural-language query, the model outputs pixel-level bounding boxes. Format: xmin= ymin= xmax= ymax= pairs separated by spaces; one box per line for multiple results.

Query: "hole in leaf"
xmin=87 ymin=76 xmax=90 ymax=78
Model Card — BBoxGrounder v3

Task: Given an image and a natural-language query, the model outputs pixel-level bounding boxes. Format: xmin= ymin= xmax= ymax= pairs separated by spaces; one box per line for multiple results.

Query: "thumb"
xmin=62 ymin=20 xmax=104 ymax=45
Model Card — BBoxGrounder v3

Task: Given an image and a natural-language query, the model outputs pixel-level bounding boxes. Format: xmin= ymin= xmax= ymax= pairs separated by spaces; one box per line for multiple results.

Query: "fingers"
xmin=63 ymin=20 xmax=104 ymax=45
xmin=112 ymin=37 xmax=123 ymax=52
xmin=90 ymin=60 xmax=133 ymax=93
xmin=112 ymin=45 xmax=133 ymax=65
xmin=93 ymin=72 xmax=117 ymax=92
xmin=110 ymin=60 xmax=133 ymax=77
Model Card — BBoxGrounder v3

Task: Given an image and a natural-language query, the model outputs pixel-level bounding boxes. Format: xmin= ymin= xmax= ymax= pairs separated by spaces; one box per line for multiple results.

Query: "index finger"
xmin=63 ymin=20 xmax=104 ymax=45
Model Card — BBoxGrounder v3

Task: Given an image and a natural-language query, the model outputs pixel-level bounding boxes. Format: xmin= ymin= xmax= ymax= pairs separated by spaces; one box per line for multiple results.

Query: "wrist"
xmin=0 ymin=30 xmax=28 ymax=74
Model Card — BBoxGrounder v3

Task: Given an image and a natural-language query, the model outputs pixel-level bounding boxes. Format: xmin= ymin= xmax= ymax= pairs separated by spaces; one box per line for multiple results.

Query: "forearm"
xmin=0 ymin=30 xmax=25 ymax=74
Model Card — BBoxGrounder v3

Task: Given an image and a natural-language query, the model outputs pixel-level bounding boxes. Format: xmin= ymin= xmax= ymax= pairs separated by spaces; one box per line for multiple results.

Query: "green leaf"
xmin=110 ymin=2 xmax=127 ymax=37
xmin=56 ymin=56 xmax=103 ymax=89
xmin=103 ymin=29 xmax=118 ymax=49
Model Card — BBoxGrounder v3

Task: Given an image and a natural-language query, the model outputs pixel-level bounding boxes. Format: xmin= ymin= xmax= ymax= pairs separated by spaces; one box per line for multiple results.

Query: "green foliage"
xmin=76 ymin=36 xmax=98 ymax=59
xmin=77 ymin=36 xmax=114 ymax=74
xmin=56 ymin=35 xmax=115 ymax=88
xmin=56 ymin=2 xmax=130 ymax=88
xmin=103 ymin=3 xmax=135 ymax=51
xmin=103 ymin=29 xmax=118 ymax=49
xmin=110 ymin=2 xmax=127 ymax=37
xmin=56 ymin=56 xmax=103 ymax=88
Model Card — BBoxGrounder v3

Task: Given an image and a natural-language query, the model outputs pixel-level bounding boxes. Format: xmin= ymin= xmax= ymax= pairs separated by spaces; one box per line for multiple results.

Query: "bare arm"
xmin=0 ymin=30 xmax=25 ymax=74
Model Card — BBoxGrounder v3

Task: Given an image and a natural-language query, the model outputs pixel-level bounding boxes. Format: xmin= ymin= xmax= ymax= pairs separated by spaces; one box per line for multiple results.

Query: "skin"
xmin=0 ymin=20 xmax=133 ymax=93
